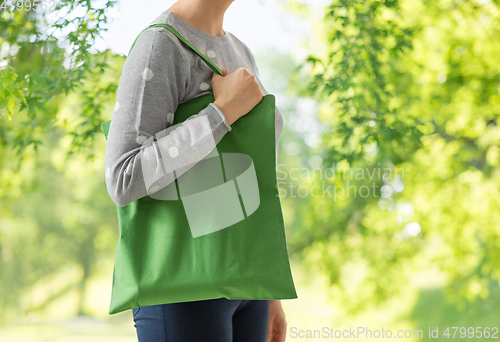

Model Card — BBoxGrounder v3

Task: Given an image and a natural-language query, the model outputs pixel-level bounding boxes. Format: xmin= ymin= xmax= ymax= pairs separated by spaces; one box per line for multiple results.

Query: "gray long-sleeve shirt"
xmin=104 ymin=10 xmax=284 ymax=207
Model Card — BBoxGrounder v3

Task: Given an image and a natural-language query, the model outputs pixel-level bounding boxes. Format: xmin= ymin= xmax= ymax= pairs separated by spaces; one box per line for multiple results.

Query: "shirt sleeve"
xmin=104 ymin=28 xmax=231 ymax=207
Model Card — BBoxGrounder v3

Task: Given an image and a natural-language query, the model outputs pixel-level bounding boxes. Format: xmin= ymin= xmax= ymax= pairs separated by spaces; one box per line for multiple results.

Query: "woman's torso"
xmin=149 ymin=10 xmax=284 ymax=156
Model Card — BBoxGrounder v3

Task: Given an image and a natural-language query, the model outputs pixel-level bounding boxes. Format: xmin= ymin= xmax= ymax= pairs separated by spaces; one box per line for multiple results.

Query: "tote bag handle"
xmin=128 ymin=23 xmax=224 ymax=77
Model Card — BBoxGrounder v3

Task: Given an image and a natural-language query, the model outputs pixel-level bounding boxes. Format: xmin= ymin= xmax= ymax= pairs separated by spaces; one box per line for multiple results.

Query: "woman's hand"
xmin=212 ymin=67 xmax=264 ymax=126
xmin=266 ymin=299 xmax=288 ymax=342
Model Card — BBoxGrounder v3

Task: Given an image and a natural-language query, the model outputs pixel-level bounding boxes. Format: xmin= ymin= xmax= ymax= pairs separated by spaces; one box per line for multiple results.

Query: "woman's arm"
xmin=267 ymin=299 xmax=288 ymax=342
xmin=104 ymin=28 xmax=231 ymax=207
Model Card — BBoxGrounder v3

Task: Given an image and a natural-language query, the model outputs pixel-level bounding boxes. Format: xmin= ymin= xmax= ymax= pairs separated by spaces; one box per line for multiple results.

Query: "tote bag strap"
xmin=129 ymin=23 xmax=224 ymax=77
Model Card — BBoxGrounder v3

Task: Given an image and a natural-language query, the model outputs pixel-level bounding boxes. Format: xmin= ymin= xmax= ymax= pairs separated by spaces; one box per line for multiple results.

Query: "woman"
xmin=104 ymin=0 xmax=289 ymax=341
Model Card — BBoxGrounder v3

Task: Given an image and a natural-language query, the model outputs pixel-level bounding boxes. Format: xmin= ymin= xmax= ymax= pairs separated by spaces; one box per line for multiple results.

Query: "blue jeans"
xmin=132 ymin=298 xmax=270 ymax=342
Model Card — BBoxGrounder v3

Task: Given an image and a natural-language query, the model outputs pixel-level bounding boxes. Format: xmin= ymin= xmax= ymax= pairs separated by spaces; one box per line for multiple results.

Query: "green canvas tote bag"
xmin=101 ymin=23 xmax=297 ymax=315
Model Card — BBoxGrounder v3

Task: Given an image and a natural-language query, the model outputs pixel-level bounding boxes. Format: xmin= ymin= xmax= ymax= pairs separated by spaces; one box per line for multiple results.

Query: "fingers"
xmin=266 ymin=316 xmax=274 ymax=342
xmin=278 ymin=321 xmax=287 ymax=342
xmin=213 ymin=69 xmax=229 ymax=81
xmin=212 ymin=68 xmax=229 ymax=79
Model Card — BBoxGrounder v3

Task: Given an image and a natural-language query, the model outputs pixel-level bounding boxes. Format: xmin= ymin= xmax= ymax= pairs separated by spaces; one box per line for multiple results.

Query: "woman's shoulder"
xmin=122 ymin=23 xmax=191 ymax=91
xmin=127 ymin=11 xmax=195 ymax=60
xmin=129 ymin=28 xmax=187 ymax=59
xmin=223 ymin=31 xmax=254 ymax=56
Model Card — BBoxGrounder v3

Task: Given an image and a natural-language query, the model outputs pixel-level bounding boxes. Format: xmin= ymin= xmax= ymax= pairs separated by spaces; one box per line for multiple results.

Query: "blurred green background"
xmin=1 ymin=0 xmax=500 ymax=341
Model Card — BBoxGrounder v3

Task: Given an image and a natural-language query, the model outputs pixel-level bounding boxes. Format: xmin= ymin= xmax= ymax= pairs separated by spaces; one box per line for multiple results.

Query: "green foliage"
xmin=306 ymin=0 xmax=421 ymax=165
xmin=0 ymin=0 xmax=123 ymax=321
xmin=0 ymin=0 xmax=117 ymax=158
xmin=1 ymin=0 xmax=499 ymax=326
xmin=288 ymin=0 xmax=500 ymax=315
